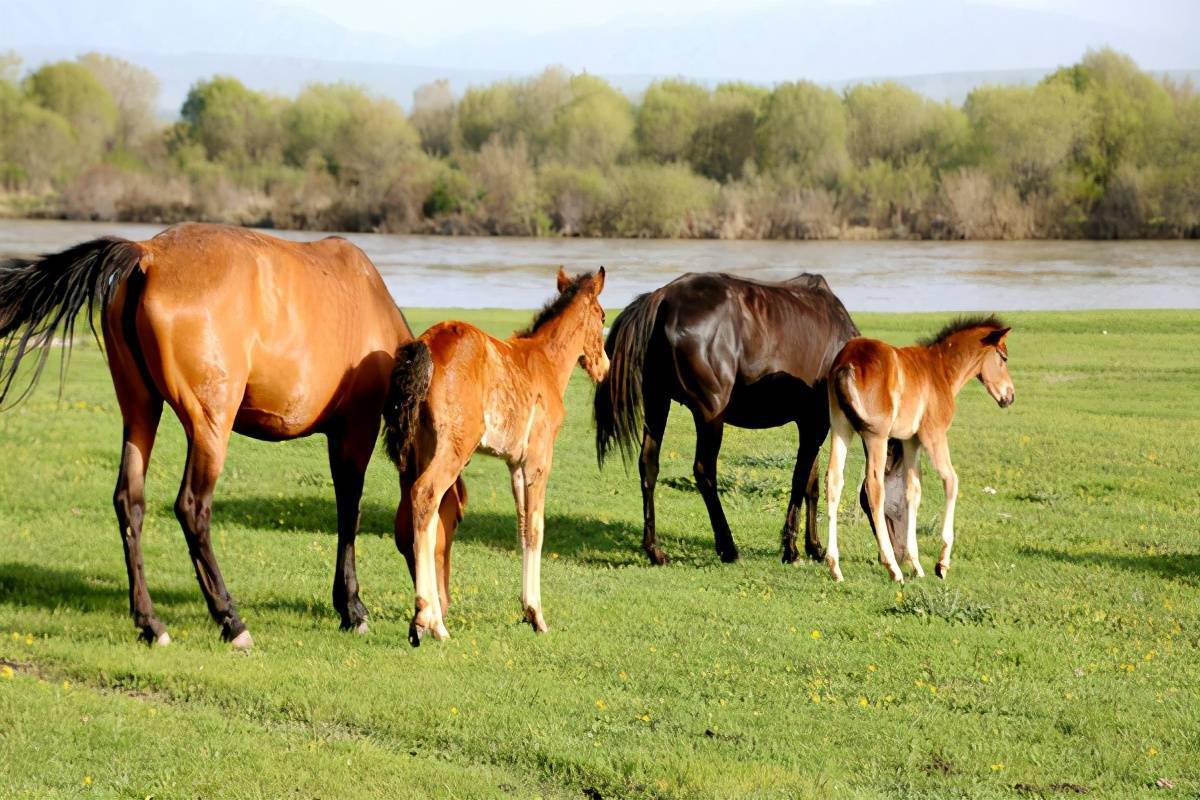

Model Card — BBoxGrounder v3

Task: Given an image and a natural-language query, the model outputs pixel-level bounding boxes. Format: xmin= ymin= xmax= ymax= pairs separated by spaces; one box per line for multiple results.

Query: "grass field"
xmin=1 ymin=308 xmax=1198 ymax=799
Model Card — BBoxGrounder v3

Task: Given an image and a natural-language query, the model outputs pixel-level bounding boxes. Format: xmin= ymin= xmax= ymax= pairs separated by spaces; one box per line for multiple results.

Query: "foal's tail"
xmin=594 ymin=289 xmax=665 ymax=466
xmin=0 ymin=237 xmax=143 ymax=407
xmin=383 ymin=340 xmax=433 ymax=474
xmin=831 ymin=363 xmax=870 ymax=433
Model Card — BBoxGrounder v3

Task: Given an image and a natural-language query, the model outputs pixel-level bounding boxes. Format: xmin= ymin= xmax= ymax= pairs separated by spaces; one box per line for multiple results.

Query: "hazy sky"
xmin=282 ymin=0 xmax=1196 ymax=44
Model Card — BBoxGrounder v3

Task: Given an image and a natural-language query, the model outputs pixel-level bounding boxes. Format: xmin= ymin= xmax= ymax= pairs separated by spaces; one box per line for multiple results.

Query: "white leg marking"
xmin=825 ymin=425 xmax=849 ymax=582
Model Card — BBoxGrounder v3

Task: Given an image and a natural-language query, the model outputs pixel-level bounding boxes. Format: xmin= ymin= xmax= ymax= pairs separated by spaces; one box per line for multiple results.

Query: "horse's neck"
xmin=925 ymin=335 xmax=985 ymax=396
xmin=515 ymin=309 xmax=584 ymax=394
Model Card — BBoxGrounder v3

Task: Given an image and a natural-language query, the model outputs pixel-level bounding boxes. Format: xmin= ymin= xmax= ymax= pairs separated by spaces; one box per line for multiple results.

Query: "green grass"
xmin=1 ymin=308 xmax=1198 ymax=799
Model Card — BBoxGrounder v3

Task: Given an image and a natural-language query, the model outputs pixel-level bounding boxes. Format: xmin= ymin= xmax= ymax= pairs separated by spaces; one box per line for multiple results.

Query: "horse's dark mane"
xmin=516 ymin=272 xmax=595 ymax=338
xmin=918 ymin=313 xmax=1007 ymax=346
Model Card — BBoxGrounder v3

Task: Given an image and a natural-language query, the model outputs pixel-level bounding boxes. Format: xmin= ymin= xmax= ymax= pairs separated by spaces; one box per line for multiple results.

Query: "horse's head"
xmin=556 ymin=266 xmax=609 ymax=383
xmin=978 ymin=326 xmax=1014 ymax=408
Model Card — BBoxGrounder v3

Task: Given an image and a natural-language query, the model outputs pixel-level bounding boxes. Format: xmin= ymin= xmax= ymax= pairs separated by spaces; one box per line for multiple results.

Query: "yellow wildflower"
xmin=810 ymin=630 xmax=821 ymax=640
xmin=0 ymin=665 xmax=13 ymax=679
xmin=83 ymin=776 xmax=92 ymax=787
xmin=990 ymin=763 xmax=1004 ymax=772
xmin=858 ymin=697 xmax=869 ymax=708
xmin=1147 ymin=747 xmax=1158 ymax=758
xmin=449 ymin=706 xmax=458 ymax=716
xmin=594 ymin=699 xmax=606 ymax=711
xmin=867 ymin=664 xmax=877 ymax=673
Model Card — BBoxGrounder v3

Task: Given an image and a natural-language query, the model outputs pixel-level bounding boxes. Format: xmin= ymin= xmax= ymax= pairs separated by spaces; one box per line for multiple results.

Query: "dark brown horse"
xmin=594 ymin=272 xmax=905 ymax=566
xmin=0 ymin=223 xmax=465 ymax=647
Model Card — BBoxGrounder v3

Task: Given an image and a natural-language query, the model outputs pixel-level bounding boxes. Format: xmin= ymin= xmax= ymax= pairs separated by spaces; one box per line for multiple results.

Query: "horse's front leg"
xmin=923 ymin=434 xmax=959 ymax=578
xmin=328 ymin=423 xmax=376 ymax=633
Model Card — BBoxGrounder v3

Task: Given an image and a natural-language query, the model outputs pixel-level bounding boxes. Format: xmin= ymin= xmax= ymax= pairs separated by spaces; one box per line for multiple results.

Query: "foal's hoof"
xmin=408 ymin=621 xmax=424 ymax=648
xmin=432 ymin=620 xmax=450 ymax=641
xmin=354 ymin=621 xmax=369 ymax=635
xmin=935 ymin=562 xmax=948 ymax=580
xmin=154 ymin=632 xmax=171 ymax=647
xmin=230 ymin=630 xmax=254 ymax=650
xmin=645 ymin=546 xmax=669 ymax=566
xmin=524 ymin=608 xmax=549 ymax=634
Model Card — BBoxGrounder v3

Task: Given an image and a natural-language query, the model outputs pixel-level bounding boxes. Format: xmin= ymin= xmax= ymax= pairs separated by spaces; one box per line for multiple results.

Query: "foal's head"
xmin=978 ymin=324 xmax=1015 ymax=407
xmin=557 ymin=266 xmax=610 ymax=383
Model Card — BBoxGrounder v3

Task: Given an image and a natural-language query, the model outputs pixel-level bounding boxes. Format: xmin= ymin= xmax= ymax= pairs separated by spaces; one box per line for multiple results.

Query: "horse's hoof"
xmin=805 ymin=547 xmax=827 ymax=564
xmin=408 ymin=621 xmax=424 ymax=648
xmin=525 ymin=608 xmax=549 ymax=633
xmin=230 ymin=630 xmax=254 ymax=650
xmin=432 ymin=620 xmax=450 ymax=641
xmin=354 ymin=621 xmax=369 ymax=635
xmin=646 ymin=547 xmax=669 ymax=566
xmin=718 ymin=548 xmax=739 ymax=564
xmin=935 ymin=562 xmax=948 ymax=579
xmin=154 ymin=632 xmax=171 ymax=647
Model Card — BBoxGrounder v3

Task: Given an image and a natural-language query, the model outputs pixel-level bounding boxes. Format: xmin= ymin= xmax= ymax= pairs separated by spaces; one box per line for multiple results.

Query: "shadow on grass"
xmin=150 ymin=496 xmax=398 ymax=539
xmin=1019 ymin=546 xmax=1200 ymax=585
xmin=0 ymin=561 xmax=196 ymax=614
xmin=455 ymin=510 xmax=646 ymax=567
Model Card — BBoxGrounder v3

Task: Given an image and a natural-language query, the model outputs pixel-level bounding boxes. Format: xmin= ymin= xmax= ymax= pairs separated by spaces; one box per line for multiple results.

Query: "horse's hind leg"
xmin=113 ymin=398 xmax=166 ymax=644
xmin=328 ymin=421 xmax=376 ymax=633
xmin=864 ymin=436 xmax=904 ymax=582
xmin=175 ymin=421 xmax=249 ymax=647
xmin=692 ymin=413 xmax=737 ymax=563
xmin=639 ymin=387 xmax=670 ymax=565
xmin=783 ymin=415 xmax=827 ymax=564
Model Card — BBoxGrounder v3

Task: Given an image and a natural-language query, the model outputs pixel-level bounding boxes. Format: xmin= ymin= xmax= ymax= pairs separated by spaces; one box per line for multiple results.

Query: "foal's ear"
xmin=556 ymin=266 xmax=571 ymax=293
xmin=983 ymin=327 xmax=1011 ymax=347
xmin=593 ymin=266 xmax=606 ymax=294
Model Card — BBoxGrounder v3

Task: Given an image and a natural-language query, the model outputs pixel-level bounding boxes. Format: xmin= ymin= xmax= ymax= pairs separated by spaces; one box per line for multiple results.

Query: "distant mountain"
xmin=4 ymin=0 xmax=1197 ymax=114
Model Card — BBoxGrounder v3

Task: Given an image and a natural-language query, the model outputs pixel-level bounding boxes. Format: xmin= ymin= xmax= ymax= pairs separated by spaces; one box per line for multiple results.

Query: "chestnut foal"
xmin=825 ymin=316 xmax=1014 ymax=582
xmin=384 ymin=268 xmax=609 ymax=646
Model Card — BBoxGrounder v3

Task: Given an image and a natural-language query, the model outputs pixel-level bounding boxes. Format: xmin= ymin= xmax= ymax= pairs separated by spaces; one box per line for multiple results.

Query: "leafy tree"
xmin=636 ymin=79 xmax=708 ymax=162
xmin=550 ymin=74 xmax=634 ymax=168
xmin=687 ymin=82 xmax=764 ymax=182
xmin=965 ymin=81 xmax=1085 ymax=196
xmin=23 ymin=61 xmax=117 ymax=162
xmin=756 ymin=81 xmax=847 ymax=182
xmin=77 ymin=52 xmax=160 ymax=151
xmin=410 ymin=79 xmax=455 ymax=156
xmin=178 ymin=76 xmax=281 ymax=169
xmin=453 ymin=81 xmax=517 ymax=152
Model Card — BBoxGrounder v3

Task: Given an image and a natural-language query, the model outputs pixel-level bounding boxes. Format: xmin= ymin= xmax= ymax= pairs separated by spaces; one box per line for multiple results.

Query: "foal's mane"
xmin=516 ymin=272 xmax=595 ymax=338
xmin=918 ymin=313 xmax=1007 ymax=347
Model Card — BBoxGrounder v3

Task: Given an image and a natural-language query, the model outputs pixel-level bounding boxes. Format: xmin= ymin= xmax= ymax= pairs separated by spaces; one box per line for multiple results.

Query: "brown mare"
xmin=0 ymin=223 xmax=464 ymax=647
xmin=384 ymin=268 xmax=608 ymax=646
xmin=825 ymin=315 xmax=1014 ymax=582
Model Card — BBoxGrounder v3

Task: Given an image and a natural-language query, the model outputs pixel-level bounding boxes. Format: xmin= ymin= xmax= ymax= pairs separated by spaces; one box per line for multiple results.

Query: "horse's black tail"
xmin=383 ymin=340 xmax=433 ymax=474
xmin=0 ymin=236 xmax=143 ymax=407
xmin=594 ymin=289 xmax=665 ymax=466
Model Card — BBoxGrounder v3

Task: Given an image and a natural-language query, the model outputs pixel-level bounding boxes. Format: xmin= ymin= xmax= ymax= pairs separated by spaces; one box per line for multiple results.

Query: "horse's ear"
xmin=593 ymin=266 xmax=606 ymax=294
xmin=556 ymin=267 xmax=571 ymax=293
xmin=983 ymin=327 xmax=1011 ymax=347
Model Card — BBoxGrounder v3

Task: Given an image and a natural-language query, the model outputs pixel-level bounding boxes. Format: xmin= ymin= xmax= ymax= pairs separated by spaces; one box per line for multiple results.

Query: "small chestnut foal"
xmin=825 ymin=316 xmax=1014 ymax=582
xmin=384 ymin=268 xmax=609 ymax=645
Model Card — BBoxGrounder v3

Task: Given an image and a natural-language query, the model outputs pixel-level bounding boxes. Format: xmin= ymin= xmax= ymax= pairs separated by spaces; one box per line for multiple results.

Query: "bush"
xmin=608 ymin=162 xmax=717 ymax=238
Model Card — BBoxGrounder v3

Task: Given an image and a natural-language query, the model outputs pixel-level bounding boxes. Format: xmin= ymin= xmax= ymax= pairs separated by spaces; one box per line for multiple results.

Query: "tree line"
xmin=1 ymin=48 xmax=1196 ymax=239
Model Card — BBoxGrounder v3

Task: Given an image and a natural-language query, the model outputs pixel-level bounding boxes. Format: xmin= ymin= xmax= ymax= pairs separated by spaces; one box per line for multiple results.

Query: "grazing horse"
xmin=825 ymin=315 xmax=1014 ymax=583
xmin=594 ymin=272 xmax=907 ymax=566
xmin=384 ymin=268 xmax=608 ymax=646
xmin=0 ymin=223 xmax=465 ymax=647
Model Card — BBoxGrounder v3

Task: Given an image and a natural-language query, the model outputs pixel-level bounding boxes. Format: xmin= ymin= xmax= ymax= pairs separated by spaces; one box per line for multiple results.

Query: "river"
xmin=2 ymin=219 xmax=1197 ymax=311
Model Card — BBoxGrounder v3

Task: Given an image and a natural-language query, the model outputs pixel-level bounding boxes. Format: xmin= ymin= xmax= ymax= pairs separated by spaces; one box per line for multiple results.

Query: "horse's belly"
xmin=723 ymin=373 xmax=820 ymax=429
xmin=234 ymin=387 xmax=324 ymax=441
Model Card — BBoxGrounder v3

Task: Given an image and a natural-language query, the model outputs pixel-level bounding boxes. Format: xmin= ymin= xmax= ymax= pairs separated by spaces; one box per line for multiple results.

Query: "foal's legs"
xmin=174 ymin=422 xmax=250 ymax=646
xmin=692 ymin=412 xmax=738 ymax=562
xmin=782 ymin=418 xmax=828 ymax=564
xmin=519 ymin=461 xmax=551 ymax=632
xmin=638 ymin=389 xmax=670 ymax=565
xmin=395 ymin=475 xmax=465 ymax=616
xmin=824 ymin=418 xmax=851 ymax=582
xmin=923 ymin=434 xmax=959 ymax=578
xmin=864 ymin=435 xmax=904 ymax=582
xmin=408 ymin=445 xmax=460 ymax=645
xmin=901 ymin=439 xmax=925 ymax=578
xmin=113 ymin=400 xmax=167 ymax=644
xmin=327 ymin=420 xmax=377 ymax=633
